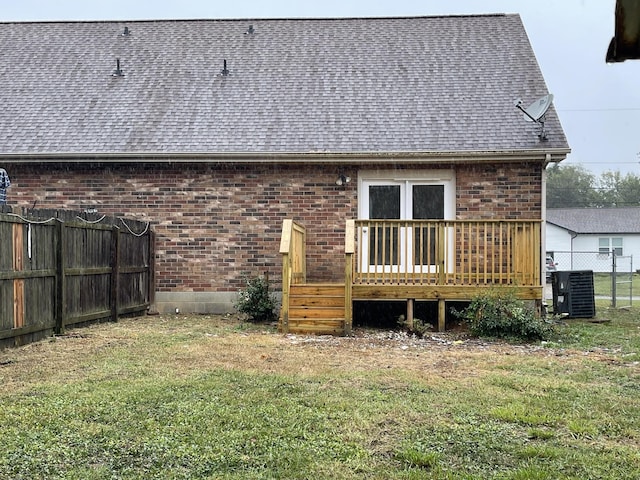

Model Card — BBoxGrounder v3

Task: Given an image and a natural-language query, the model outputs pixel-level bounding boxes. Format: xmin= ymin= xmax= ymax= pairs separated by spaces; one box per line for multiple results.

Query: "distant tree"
xmin=597 ymin=170 xmax=640 ymax=207
xmin=546 ymin=164 xmax=599 ymax=208
xmin=617 ymin=173 xmax=640 ymax=206
xmin=546 ymin=165 xmax=640 ymax=208
xmin=597 ymin=170 xmax=622 ymax=207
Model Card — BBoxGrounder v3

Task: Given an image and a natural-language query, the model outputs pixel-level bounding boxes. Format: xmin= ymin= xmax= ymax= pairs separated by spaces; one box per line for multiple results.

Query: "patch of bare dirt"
xmin=0 ymin=314 xmax=627 ymax=391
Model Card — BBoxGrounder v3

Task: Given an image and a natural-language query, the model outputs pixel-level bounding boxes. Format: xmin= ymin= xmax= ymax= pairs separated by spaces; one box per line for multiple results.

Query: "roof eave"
xmin=0 ymin=148 xmax=571 ymax=164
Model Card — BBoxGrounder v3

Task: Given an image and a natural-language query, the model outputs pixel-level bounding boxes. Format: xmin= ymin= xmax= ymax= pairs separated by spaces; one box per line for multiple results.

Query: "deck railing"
xmin=279 ymin=219 xmax=307 ymax=331
xmin=348 ymin=219 xmax=542 ymax=287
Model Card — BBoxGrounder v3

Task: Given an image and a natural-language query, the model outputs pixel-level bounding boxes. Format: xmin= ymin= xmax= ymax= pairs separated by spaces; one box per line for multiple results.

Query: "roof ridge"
xmin=0 ymin=14 xmax=511 ymax=25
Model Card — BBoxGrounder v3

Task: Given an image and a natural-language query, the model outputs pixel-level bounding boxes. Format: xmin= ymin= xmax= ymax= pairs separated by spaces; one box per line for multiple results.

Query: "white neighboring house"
xmin=546 ymin=208 xmax=640 ymax=273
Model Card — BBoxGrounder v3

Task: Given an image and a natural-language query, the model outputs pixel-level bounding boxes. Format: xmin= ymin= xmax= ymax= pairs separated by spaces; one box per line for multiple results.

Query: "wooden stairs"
xmin=283 ymin=283 xmax=346 ymax=335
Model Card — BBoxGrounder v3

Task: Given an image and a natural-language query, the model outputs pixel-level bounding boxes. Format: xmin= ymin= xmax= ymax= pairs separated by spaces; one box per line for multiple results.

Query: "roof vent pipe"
xmin=245 ymin=25 xmax=255 ymax=34
xmin=122 ymin=26 xmax=130 ymax=36
xmin=221 ymin=59 xmax=229 ymax=76
xmin=112 ymin=58 xmax=124 ymax=77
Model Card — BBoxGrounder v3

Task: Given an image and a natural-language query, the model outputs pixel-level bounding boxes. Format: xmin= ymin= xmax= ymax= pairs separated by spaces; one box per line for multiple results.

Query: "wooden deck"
xmin=279 ymin=219 xmax=543 ymax=335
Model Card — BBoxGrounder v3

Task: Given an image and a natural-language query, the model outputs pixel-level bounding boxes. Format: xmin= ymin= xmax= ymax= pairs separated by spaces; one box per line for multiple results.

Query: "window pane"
xmin=412 ymin=185 xmax=443 ymax=266
xmin=369 ymin=185 xmax=400 ymax=219
xmin=599 ymin=238 xmax=609 ymax=248
xmin=412 ymin=185 xmax=444 ymax=220
xmin=368 ymin=185 xmax=400 ymax=265
xmin=613 ymin=238 xmax=623 ymax=256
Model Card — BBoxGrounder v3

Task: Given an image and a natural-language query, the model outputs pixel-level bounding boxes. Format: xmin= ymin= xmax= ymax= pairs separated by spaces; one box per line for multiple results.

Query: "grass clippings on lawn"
xmin=0 ymin=313 xmax=639 ymax=479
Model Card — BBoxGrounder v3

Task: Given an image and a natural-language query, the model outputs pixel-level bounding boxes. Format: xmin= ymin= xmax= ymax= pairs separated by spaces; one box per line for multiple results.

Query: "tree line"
xmin=546 ymin=164 xmax=640 ymax=208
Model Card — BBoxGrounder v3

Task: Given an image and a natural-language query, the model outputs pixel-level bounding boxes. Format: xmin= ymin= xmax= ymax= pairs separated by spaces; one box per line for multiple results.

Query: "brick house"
xmin=0 ymin=16 xmax=569 ymax=330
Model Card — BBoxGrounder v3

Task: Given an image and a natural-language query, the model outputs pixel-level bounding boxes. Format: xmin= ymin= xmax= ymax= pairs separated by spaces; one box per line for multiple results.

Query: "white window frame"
xmin=599 ymin=237 xmax=623 ymax=256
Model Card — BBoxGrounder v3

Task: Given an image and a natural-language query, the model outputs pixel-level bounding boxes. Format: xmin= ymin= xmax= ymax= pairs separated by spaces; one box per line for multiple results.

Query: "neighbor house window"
xmin=599 ymin=237 xmax=623 ymax=256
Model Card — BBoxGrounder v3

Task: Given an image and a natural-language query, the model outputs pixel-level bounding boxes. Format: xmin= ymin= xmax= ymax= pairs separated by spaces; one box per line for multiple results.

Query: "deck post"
xmin=438 ymin=299 xmax=446 ymax=332
xmin=406 ymin=298 xmax=414 ymax=330
xmin=344 ymin=253 xmax=353 ymax=335
xmin=279 ymin=219 xmax=293 ymax=333
xmin=280 ymin=251 xmax=290 ymax=333
xmin=344 ymin=220 xmax=355 ymax=336
xmin=438 ymin=225 xmax=446 ymax=285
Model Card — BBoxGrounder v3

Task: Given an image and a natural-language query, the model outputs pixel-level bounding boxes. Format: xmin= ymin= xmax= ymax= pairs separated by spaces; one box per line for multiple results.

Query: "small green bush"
xmin=234 ymin=275 xmax=278 ymax=323
xmin=397 ymin=315 xmax=433 ymax=337
xmin=452 ymin=290 xmax=554 ymax=341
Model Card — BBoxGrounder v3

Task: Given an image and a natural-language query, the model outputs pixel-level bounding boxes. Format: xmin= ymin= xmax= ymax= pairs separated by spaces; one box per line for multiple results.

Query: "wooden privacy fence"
xmin=0 ymin=207 xmax=154 ymax=348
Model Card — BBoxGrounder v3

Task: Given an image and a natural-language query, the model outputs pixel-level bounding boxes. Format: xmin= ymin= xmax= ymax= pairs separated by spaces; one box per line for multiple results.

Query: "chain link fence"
xmin=548 ymin=251 xmax=634 ymax=308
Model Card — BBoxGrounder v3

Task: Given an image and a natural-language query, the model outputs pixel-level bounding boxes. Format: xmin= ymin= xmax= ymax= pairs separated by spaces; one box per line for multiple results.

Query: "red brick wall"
xmin=456 ymin=163 xmax=542 ymax=220
xmin=5 ymin=160 xmax=542 ymax=293
xmin=7 ymin=162 xmax=358 ymax=292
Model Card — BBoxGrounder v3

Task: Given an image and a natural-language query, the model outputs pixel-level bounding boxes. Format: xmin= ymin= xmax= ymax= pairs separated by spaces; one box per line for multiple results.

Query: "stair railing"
xmin=279 ymin=219 xmax=307 ymax=332
xmin=345 ymin=220 xmax=355 ymax=335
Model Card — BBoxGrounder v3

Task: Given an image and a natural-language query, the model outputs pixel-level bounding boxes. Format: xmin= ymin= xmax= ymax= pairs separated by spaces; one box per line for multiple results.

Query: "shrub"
xmin=397 ymin=315 xmax=433 ymax=337
xmin=234 ymin=275 xmax=278 ymax=323
xmin=452 ymin=290 xmax=554 ymax=341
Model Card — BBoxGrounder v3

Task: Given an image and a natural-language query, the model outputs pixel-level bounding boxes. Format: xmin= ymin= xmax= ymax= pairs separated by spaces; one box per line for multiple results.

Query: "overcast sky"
xmin=3 ymin=0 xmax=639 ymax=175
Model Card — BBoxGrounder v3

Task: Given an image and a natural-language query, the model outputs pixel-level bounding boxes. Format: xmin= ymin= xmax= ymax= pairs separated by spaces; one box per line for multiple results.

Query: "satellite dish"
xmin=515 ymin=94 xmax=554 ymax=122
xmin=514 ymin=94 xmax=554 ymax=140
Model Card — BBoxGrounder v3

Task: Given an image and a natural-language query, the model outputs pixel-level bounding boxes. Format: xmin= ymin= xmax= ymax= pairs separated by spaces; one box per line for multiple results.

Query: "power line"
xmin=558 ymin=107 xmax=640 ymax=112
xmin=576 ymin=161 xmax=639 ymax=164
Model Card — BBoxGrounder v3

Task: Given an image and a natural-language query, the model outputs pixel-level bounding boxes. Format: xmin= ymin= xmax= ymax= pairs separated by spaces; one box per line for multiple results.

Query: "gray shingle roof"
xmin=547 ymin=208 xmax=640 ymax=234
xmin=0 ymin=16 xmax=569 ymax=155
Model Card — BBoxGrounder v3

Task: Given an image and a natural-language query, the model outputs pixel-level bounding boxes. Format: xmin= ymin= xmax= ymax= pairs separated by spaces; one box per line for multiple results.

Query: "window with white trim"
xmin=599 ymin=237 xmax=623 ymax=256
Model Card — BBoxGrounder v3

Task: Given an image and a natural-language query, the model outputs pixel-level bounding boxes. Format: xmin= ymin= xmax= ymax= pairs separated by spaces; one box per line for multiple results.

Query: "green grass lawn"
xmin=0 ymin=311 xmax=639 ymax=479
xmin=592 ymin=272 xmax=640 ymax=298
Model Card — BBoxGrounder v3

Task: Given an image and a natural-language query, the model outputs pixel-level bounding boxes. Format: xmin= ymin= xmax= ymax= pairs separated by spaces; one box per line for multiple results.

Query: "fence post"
xmin=54 ymin=219 xmax=65 ymax=335
xmin=12 ymin=223 xmax=25 ymax=329
xmin=110 ymin=226 xmax=120 ymax=322
xmin=148 ymin=229 xmax=156 ymax=313
xmin=631 ymin=255 xmax=634 ymax=307
xmin=611 ymin=250 xmax=617 ymax=308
